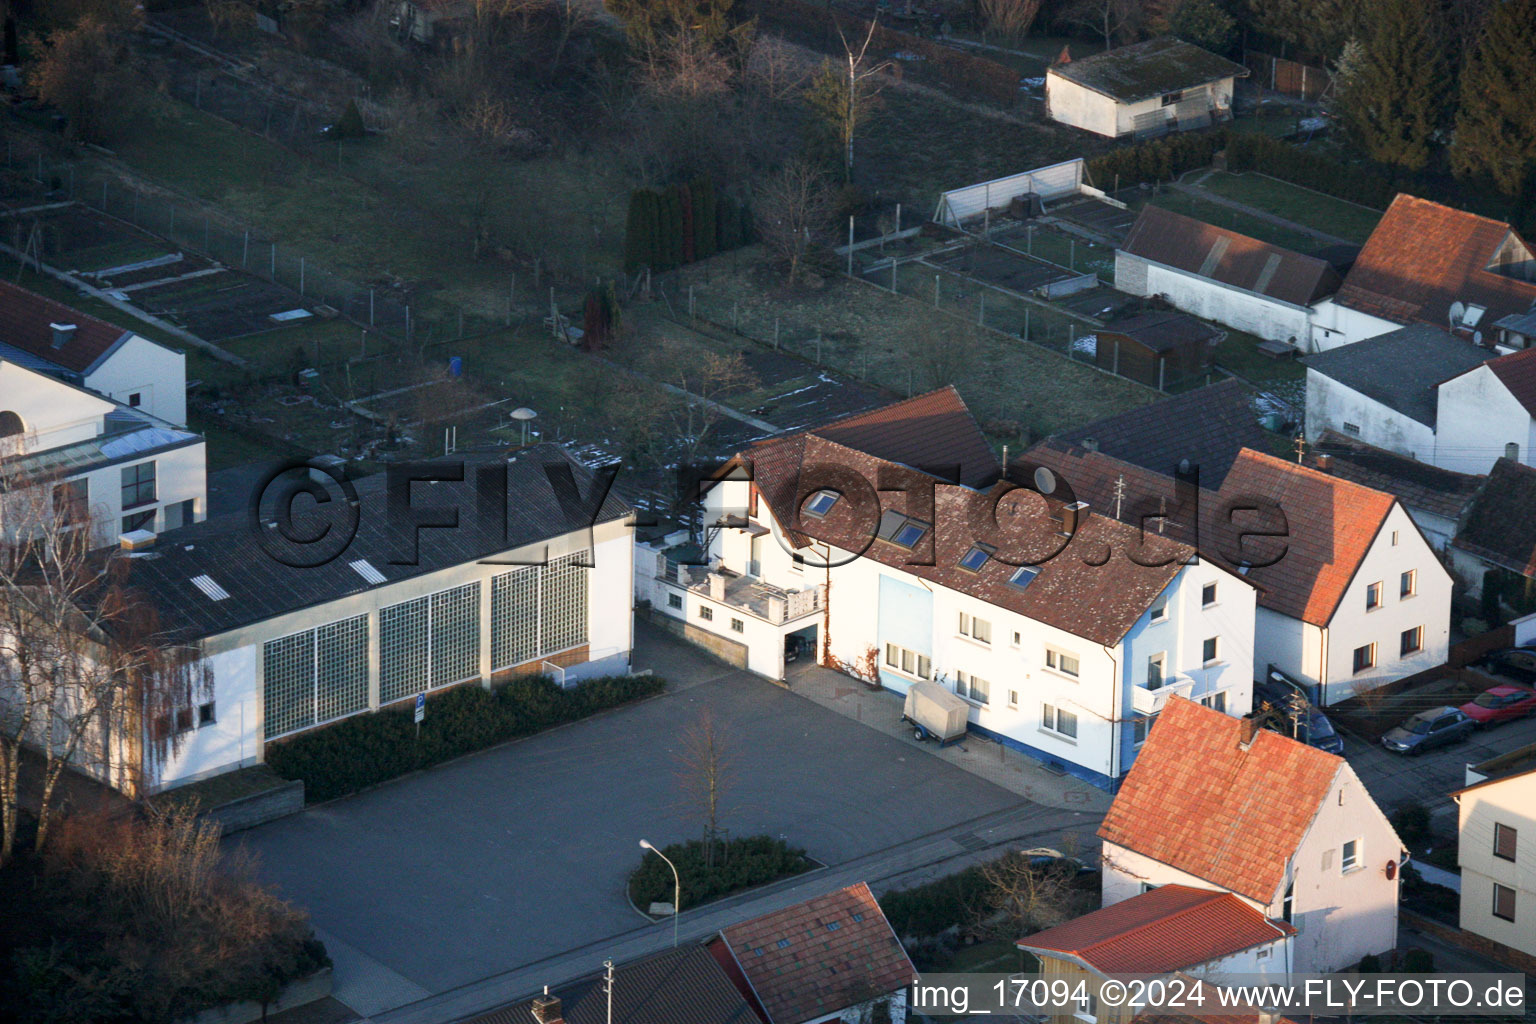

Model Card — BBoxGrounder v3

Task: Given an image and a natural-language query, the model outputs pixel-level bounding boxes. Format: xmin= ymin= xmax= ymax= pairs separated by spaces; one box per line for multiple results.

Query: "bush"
xmin=628 ymin=835 xmax=811 ymax=911
xmin=1358 ymin=953 xmax=1382 ymax=973
xmin=879 ymin=864 xmax=991 ymax=938
xmin=1400 ymin=948 xmax=1434 ymax=972
xmin=266 ymin=674 xmax=666 ymax=802
xmin=1224 ymin=133 xmax=1394 ymax=208
xmin=1087 ymin=131 xmax=1224 ymax=188
xmin=1391 ymin=801 xmax=1432 ymax=845
xmin=334 ymin=99 xmax=367 ymax=140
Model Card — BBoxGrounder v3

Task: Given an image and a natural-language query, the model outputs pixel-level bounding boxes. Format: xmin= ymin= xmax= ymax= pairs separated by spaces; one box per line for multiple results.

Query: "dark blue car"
xmin=1254 ymin=673 xmax=1345 ymax=755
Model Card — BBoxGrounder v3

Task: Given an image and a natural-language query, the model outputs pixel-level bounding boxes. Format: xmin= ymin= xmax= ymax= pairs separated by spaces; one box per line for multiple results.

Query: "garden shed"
xmin=1093 ymin=310 xmax=1223 ymax=390
xmin=1045 ymin=37 xmax=1248 ymax=139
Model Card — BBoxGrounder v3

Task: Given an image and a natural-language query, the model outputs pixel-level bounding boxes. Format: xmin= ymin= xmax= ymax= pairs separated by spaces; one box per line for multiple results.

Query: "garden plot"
xmin=924 ymin=239 xmax=1092 ymax=299
xmin=130 ymin=271 xmax=312 ymax=341
xmin=1048 ymin=194 xmax=1138 ymax=242
xmin=10 ymin=203 xmax=173 ymax=274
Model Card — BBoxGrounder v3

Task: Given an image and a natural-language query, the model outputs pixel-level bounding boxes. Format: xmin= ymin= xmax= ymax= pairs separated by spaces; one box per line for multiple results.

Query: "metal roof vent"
xmin=190 ymin=574 xmax=230 ymax=601
xmin=49 ymin=322 xmax=76 ymax=349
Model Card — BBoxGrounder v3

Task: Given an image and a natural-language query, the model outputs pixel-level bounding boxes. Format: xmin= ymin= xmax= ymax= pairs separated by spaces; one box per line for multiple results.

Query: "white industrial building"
xmin=1044 ymin=37 xmax=1246 ymax=139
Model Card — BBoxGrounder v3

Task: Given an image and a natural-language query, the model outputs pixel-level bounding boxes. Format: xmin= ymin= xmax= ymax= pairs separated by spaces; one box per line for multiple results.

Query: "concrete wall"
xmin=88 ymin=335 xmax=188 ymax=428
xmin=206 ymin=777 xmax=305 ymax=833
xmin=1116 ymin=253 xmax=1312 ymax=344
xmin=1458 ymin=771 xmax=1536 ymax=958
xmin=1304 ymin=370 xmax=1437 ymax=459
xmin=1434 ymin=364 xmax=1536 ymax=475
xmin=1045 ymin=74 xmax=1122 ymax=137
xmin=156 ymin=644 xmax=261 ymax=790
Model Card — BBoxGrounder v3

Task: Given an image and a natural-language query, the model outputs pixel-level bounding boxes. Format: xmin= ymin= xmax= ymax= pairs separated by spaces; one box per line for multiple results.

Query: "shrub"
xmin=334 ymin=98 xmax=367 ymax=140
xmin=880 ymin=864 xmax=991 ymax=938
xmin=1391 ymin=801 xmax=1432 ymax=845
xmin=1358 ymin=953 xmax=1382 ymax=973
xmin=1087 ymin=132 xmax=1224 ymax=189
xmin=628 ymin=835 xmax=811 ymax=911
xmin=266 ymin=674 xmax=665 ymax=803
xmin=1224 ymin=133 xmax=1394 ymax=208
xmin=1400 ymin=947 xmax=1435 ymax=972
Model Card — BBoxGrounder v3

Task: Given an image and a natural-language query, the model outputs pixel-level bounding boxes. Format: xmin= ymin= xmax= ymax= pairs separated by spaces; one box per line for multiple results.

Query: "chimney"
xmin=120 ymin=529 xmax=157 ymax=552
xmin=1081 ymin=437 xmax=1099 ymax=452
xmin=1239 ymin=715 xmax=1263 ymax=749
xmin=1314 ymin=453 xmax=1333 ymax=474
xmin=708 ymin=572 xmax=725 ymax=600
xmin=1059 ymin=500 xmax=1089 ymax=534
xmin=49 ymin=322 xmax=76 ymax=349
xmin=531 ymin=988 xmax=563 ymax=1024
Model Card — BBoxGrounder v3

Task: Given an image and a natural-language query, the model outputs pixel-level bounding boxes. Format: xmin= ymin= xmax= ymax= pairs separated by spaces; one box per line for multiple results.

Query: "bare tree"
xmin=803 ymin=20 xmax=892 ymax=183
xmin=675 ymin=708 xmax=735 ymax=867
xmin=904 ymin=319 xmax=982 ymax=390
xmin=648 ymin=341 xmax=757 ymax=463
xmin=1060 ymin=0 xmax=1143 ymax=50
xmin=976 ymin=0 xmax=1043 ymax=43
xmin=979 ymin=849 xmax=1078 ymax=935
xmin=25 ymin=15 xmax=140 ymax=143
xmin=755 ymin=160 xmax=835 ymax=285
xmin=0 ymin=452 xmax=206 ymax=863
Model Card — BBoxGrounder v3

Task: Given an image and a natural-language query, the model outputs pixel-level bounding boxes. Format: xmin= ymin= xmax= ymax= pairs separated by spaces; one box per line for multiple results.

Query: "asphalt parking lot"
xmin=231 ymin=629 xmax=1041 ymax=1014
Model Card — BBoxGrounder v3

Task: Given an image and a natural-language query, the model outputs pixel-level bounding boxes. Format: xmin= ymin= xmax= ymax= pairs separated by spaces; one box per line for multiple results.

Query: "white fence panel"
xmin=935 ymin=158 xmax=1085 ymax=227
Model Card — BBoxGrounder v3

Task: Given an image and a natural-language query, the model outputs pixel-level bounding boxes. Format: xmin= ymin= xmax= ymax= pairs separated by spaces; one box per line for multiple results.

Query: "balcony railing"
xmin=1132 ymin=674 xmax=1194 ymax=715
xmin=689 ymin=569 xmax=824 ymax=626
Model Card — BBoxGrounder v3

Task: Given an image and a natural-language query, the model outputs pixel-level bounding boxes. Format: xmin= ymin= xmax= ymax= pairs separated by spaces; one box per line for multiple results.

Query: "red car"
xmin=1459 ymin=685 xmax=1536 ymax=727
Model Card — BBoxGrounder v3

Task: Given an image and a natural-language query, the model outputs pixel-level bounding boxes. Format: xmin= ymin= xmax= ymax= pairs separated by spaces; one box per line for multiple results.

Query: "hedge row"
xmin=1086 ymin=131 xmax=1225 ymax=189
xmin=629 ymin=835 xmax=811 ymax=911
xmin=744 ymin=0 xmax=1020 ymax=108
xmin=878 ymin=863 xmax=991 ymax=938
xmin=1224 ymin=132 xmax=1394 ymax=208
xmin=623 ymin=180 xmax=753 ymax=273
xmin=265 ymin=674 xmax=666 ymax=802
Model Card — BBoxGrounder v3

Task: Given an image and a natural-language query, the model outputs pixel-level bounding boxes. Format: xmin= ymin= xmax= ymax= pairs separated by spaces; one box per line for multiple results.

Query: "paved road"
xmin=232 ymin=626 xmax=1077 ymax=1020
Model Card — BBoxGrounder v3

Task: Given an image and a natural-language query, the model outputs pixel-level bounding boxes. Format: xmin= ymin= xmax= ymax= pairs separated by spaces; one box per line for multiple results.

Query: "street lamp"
xmin=638 ymin=838 xmax=680 ymax=947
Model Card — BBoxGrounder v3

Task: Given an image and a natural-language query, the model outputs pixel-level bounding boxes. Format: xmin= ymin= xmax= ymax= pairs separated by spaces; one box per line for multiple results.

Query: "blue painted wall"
xmin=876 ymin=574 xmax=933 ymax=695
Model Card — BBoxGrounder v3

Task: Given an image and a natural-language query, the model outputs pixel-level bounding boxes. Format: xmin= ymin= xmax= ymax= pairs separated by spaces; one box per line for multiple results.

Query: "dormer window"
xmin=802 ymin=490 xmax=839 ymax=518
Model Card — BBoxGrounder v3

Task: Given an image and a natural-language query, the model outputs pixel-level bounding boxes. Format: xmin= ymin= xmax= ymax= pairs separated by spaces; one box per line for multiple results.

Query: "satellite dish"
xmin=1033 ymin=467 xmax=1057 ymax=494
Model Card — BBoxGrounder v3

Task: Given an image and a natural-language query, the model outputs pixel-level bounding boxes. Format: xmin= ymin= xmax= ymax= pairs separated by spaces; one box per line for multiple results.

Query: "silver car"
xmin=1381 ymin=706 xmax=1476 ymax=755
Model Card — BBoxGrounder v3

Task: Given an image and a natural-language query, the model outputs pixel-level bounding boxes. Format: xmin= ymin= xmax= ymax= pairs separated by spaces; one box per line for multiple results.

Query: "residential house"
xmin=1453 ymin=749 xmax=1536 ymax=966
xmin=1020 ymin=442 xmax=1451 ymax=705
xmin=1308 ymin=431 xmax=1482 ymax=554
xmin=1449 ymin=458 xmax=1536 ymax=604
xmin=1310 ymin=194 xmax=1536 ymax=351
xmin=1433 ymin=347 xmax=1536 ymax=474
xmin=73 ymin=446 xmax=633 ymax=795
xmin=1099 ymin=698 xmax=1404 ymax=973
xmin=709 ymin=881 xmax=917 ymax=1024
xmin=0 ymin=359 xmax=205 ymax=541
xmin=1115 ymin=206 xmax=1341 ymax=347
xmin=1018 ymin=884 xmax=1294 ymax=1024
xmin=1045 ymin=37 xmax=1247 ymax=139
xmin=463 ymin=945 xmax=759 ymax=1024
xmin=0 ymin=280 xmax=187 ymax=427
xmin=678 ymin=388 xmax=1257 ymax=790
xmin=1092 ymin=311 xmax=1223 ymax=390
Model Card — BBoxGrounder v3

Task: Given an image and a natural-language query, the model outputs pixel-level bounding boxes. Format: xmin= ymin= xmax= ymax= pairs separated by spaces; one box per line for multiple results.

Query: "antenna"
xmin=604 ymin=959 xmax=614 ymax=1024
xmin=1293 ymin=433 xmax=1307 ymax=464
xmin=1112 ymin=474 xmax=1126 ymax=520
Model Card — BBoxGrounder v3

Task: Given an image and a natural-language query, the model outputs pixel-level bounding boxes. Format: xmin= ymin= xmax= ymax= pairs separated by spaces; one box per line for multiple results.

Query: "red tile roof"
xmin=1017 ymin=884 xmax=1294 ymax=974
xmin=1121 ymin=206 xmax=1340 ymax=310
xmin=748 ymin=431 xmax=1195 ymax=646
xmin=1334 ymin=194 xmax=1536 ymax=328
xmin=1484 ymin=346 xmax=1536 ymax=417
xmin=1098 ymin=698 xmax=1343 ymax=903
xmin=1215 ymin=448 xmax=1397 ymax=626
xmin=0 ymin=280 xmax=134 ymax=373
xmin=716 ymin=882 xmax=916 ymax=1024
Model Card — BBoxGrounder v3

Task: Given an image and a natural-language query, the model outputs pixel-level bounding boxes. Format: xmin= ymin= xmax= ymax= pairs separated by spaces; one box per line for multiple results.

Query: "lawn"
xmin=1129 ymin=190 xmax=1325 ymax=254
xmin=1198 ymin=171 xmax=1383 ymax=245
xmin=1011 ymin=225 xmax=1116 ymax=282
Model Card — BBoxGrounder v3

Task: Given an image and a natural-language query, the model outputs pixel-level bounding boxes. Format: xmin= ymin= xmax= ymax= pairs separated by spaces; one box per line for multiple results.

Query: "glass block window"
xmin=540 ymin=553 xmax=589 ymax=654
xmin=430 ymin=582 xmax=481 ymax=686
xmin=379 ymin=596 xmax=429 ymax=704
xmin=316 ymin=615 xmax=369 ymax=722
xmin=262 ymin=613 xmax=370 ymax=740
xmin=263 ymin=629 xmax=315 ymax=739
xmin=491 ymin=567 xmax=539 ymax=670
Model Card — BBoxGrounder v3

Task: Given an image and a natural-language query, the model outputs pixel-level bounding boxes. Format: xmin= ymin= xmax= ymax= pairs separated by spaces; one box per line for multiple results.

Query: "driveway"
xmin=232 ymin=626 xmax=1065 ymax=1018
xmin=1346 ymin=708 xmax=1536 ymax=820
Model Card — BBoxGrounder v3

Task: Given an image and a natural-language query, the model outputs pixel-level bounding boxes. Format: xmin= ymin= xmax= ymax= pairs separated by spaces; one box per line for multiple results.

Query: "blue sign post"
xmin=414 ymin=692 xmax=425 ymax=740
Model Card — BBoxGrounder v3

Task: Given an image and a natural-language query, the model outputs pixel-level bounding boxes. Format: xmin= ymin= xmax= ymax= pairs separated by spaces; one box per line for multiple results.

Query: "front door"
xmin=748 ymin=535 xmax=762 ymax=577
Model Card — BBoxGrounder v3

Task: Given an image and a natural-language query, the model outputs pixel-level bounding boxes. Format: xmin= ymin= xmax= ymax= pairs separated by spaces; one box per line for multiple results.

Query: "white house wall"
xmin=1303 ymin=370 xmax=1437 ymax=459
xmin=88 ymin=336 xmax=188 ymax=428
xmin=1457 ymin=772 xmax=1536 ymax=958
xmin=85 ymin=442 xmax=207 ymax=542
xmin=1308 ymin=299 xmax=1402 ymax=352
xmin=0 ymin=362 xmax=113 ymax=451
xmin=1434 ymin=364 xmax=1536 ymax=475
xmin=1116 ymin=253 xmax=1312 ymax=344
xmin=154 ymin=644 xmax=260 ymax=789
xmin=1252 ymin=608 xmax=1321 ymax=700
xmin=1044 ymin=75 xmax=1122 ymax=137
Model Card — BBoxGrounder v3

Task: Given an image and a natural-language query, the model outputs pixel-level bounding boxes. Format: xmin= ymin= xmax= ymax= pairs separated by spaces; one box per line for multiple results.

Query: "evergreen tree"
xmin=623 ymin=190 xmax=650 ymax=273
xmin=335 ymin=98 xmax=367 ymax=140
xmin=691 ymin=179 xmax=717 ymax=261
xmin=1331 ymin=0 xmax=1449 ymax=173
xmin=1169 ymin=0 xmax=1236 ymax=55
xmin=678 ymin=183 xmax=696 ymax=264
xmin=716 ymin=195 xmax=739 ymax=251
xmin=1450 ymin=0 xmax=1536 ymax=197
xmin=659 ymin=188 xmax=682 ymax=269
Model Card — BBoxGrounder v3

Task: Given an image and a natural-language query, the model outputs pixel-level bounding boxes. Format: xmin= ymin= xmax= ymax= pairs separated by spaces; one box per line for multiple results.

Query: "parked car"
xmin=1478 ymin=647 xmax=1536 ymax=683
xmin=1458 ymin=684 xmax=1536 ymax=727
xmin=1253 ymin=674 xmax=1344 ymax=755
xmin=1381 ymin=706 xmax=1477 ymax=755
xmin=1020 ymin=847 xmax=1097 ymax=878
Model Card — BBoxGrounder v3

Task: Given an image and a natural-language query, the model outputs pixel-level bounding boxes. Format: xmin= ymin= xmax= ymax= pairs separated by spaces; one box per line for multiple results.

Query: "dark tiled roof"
xmin=1301 ymin=324 xmax=1489 ymax=428
xmin=717 ymin=882 xmax=915 ymax=1024
xmin=1484 ymin=346 xmax=1536 ymax=417
xmin=1049 ymin=36 xmax=1248 ymax=102
xmin=1049 ymin=379 xmax=1277 ymax=487
xmin=1099 ymin=311 xmax=1224 ymax=354
xmin=467 ymin=946 xmax=758 ymax=1024
xmin=805 ymin=385 xmax=998 ymax=489
xmin=1121 ymin=206 xmax=1341 ymax=311
xmin=1217 ymin=448 xmax=1397 ymax=625
xmin=0 ymin=279 xmax=141 ymax=374
xmin=1311 ymin=431 xmax=1482 ymax=522
xmin=1452 ymin=457 xmax=1536 ymax=578
xmin=1017 ymin=884 xmax=1294 ymax=974
xmin=108 ymin=445 xmax=630 ymax=641
xmin=1334 ymin=194 xmax=1536 ymax=327
xmin=750 ymin=433 xmax=1194 ymax=647
xmin=1099 ymin=698 xmax=1344 ymax=903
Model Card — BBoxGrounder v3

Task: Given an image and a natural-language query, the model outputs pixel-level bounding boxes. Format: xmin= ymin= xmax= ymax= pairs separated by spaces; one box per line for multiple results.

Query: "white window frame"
xmin=884 ymin=642 xmax=931 ymax=681
xmin=1400 ymin=569 xmax=1416 ymax=598
xmin=1041 ymin=703 xmax=1078 ymax=740
xmin=958 ymin=611 xmax=992 ymax=645
xmin=1202 ymin=636 xmax=1219 ymax=665
xmin=1045 ymin=646 xmax=1080 ymax=679
xmin=1341 ymin=838 xmax=1361 ymax=873
xmin=1366 ymin=580 xmax=1383 ymax=611
xmin=1202 ymin=582 xmax=1217 ymax=607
